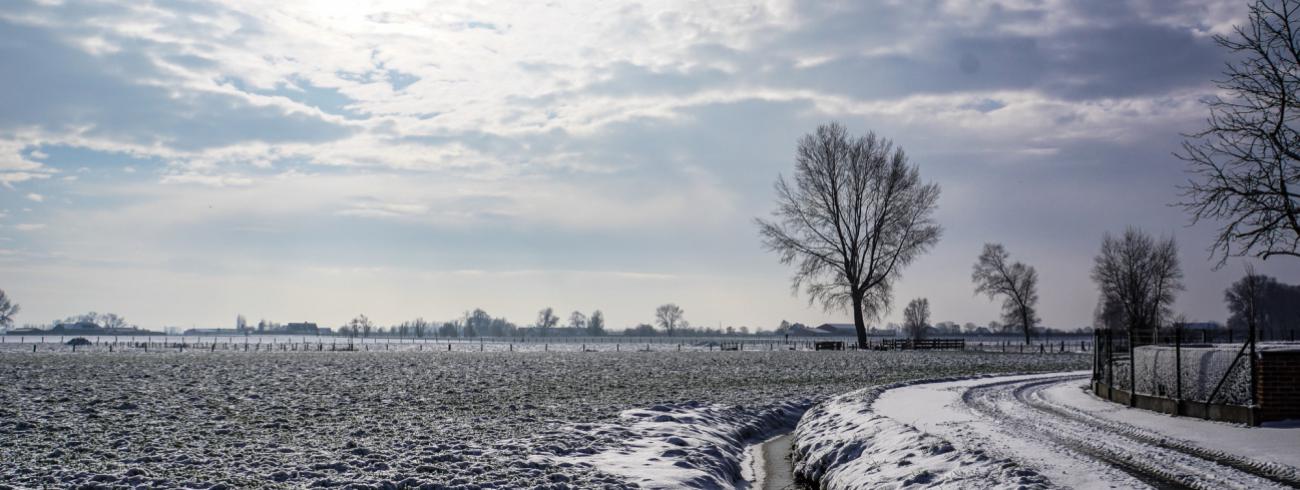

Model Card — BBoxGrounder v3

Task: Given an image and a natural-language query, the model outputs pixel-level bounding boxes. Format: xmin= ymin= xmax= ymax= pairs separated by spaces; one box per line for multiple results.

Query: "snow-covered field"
xmin=796 ymin=372 xmax=1300 ymax=489
xmin=0 ymin=334 xmax=1096 ymax=354
xmin=0 ymin=335 xmax=824 ymax=353
xmin=0 ymin=350 xmax=1084 ymax=488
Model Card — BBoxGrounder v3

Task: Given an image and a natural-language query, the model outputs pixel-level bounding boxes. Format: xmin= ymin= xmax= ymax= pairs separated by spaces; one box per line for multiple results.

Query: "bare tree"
xmin=655 ymin=304 xmax=686 ymax=336
xmin=588 ymin=310 xmax=606 ymax=336
xmin=902 ymin=297 xmax=930 ymax=341
xmin=439 ymin=321 xmax=459 ymax=338
xmin=1093 ymin=295 xmax=1125 ymax=331
xmin=757 ymin=122 xmax=942 ymax=348
xmin=536 ymin=307 xmax=558 ymax=336
xmin=1229 ymin=264 xmax=1267 ymax=342
xmin=100 ymin=313 xmax=127 ymax=330
xmin=465 ymin=309 xmax=491 ymax=337
xmin=568 ymin=311 xmax=587 ymax=331
xmin=1225 ymin=269 xmax=1300 ymax=337
xmin=0 ymin=288 xmax=18 ymax=331
xmin=1090 ymin=227 xmax=1184 ymax=345
xmin=1179 ymin=0 xmax=1300 ymax=263
xmin=347 ymin=314 xmax=373 ymax=338
xmin=628 ymin=323 xmax=657 ymax=336
xmin=971 ymin=243 xmax=1041 ymax=344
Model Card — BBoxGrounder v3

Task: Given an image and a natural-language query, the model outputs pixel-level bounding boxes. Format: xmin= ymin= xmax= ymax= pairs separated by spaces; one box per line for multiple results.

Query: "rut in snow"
xmin=961 ymin=375 xmax=1290 ymax=490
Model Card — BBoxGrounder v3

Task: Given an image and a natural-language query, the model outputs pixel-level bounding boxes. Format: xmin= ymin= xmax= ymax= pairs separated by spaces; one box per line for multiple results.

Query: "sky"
xmin=2 ymin=0 xmax=1299 ymax=332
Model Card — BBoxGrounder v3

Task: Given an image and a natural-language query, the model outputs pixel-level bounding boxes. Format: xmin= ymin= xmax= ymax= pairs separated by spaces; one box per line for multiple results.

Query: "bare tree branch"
xmin=1179 ymin=0 xmax=1300 ymax=265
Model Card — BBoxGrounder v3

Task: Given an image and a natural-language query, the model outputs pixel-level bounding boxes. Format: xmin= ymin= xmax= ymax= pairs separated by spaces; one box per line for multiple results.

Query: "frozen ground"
xmin=0 ymin=350 xmax=1084 ymax=489
xmin=799 ymin=372 xmax=1300 ymax=489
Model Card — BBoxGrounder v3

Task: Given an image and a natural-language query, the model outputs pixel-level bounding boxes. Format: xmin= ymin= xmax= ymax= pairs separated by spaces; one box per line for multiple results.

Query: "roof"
xmin=815 ymin=323 xmax=857 ymax=333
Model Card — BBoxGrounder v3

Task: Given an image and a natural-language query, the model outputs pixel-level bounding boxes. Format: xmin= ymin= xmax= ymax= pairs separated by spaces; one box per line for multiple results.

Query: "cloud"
xmin=336 ymin=199 xmax=430 ymax=219
xmin=25 ymin=192 xmax=43 ymax=202
xmin=0 ymin=0 xmax=1289 ymax=330
xmin=0 ymin=0 xmax=1241 ymax=183
xmin=0 ymin=172 xmax=50 ymax=187
xmin=14 ymin=223 xmax=46 ymax=231
xmin=159 ymin=172 xmax=255 ymax=187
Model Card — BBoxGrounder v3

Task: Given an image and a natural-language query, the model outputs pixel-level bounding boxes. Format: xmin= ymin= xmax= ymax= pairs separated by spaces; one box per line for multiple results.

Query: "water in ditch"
xmin=744 ymin=432 xmax=813 ymax=490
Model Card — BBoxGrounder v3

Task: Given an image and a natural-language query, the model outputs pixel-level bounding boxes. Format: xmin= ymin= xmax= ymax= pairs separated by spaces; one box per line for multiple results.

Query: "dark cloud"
xmin=549 ymin=2 xmax=1227 ymax=105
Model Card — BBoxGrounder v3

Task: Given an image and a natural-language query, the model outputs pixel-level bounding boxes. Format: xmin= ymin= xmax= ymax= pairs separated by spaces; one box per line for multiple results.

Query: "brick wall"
xmin=1256 ymin=350 xmax=1300 ymax=422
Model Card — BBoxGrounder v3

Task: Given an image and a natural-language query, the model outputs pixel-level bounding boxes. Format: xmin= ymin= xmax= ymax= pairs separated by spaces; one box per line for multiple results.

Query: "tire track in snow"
xmin=960 ymin=375 xmax=1288 ymax=490
xmin=1015 ymin=378 xmax=1300 ymax=488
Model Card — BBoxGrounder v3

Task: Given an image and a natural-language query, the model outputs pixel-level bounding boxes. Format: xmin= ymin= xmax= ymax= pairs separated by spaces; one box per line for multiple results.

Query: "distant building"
xmin=5 ymin=327 xmax=45 ymax=335
xmin=52 ymin=321 xmax=102 ymax=333
xmin=6 ymin=321 xmax=161 ymax=336
xmin=786 ymin=323 xmax=860 ymax=336
xmin=782 ymin=323 xmax=899 ymax=337
xmin=183 ymin=328 xmax=242 ymax=336
xmin=814 ymin=323 xmax=858 ymax=335
xmin=282 ymin=322 xmax=319 ymax=334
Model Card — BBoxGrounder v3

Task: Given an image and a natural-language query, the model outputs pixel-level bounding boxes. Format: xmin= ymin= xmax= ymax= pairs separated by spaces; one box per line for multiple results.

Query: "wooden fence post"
xmin=1175 ymin=325 xmax=1183 ymax=415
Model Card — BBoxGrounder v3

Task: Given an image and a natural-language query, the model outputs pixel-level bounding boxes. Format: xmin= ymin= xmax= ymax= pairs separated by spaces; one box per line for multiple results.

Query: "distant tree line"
xmin=317 ymin=304 xmax=694 ymax=338
xmin=1224 ymin=273 xmax=1300 ymax=339
xmin=53 ymin=311 xmax=135 ymax=330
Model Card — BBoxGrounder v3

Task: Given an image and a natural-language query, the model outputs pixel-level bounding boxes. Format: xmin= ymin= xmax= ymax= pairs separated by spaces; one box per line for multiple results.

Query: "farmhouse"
xmin=282 ymin=322 xmax=320 ymax=334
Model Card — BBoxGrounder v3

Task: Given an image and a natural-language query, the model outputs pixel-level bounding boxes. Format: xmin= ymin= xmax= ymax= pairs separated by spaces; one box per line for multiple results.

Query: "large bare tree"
xmin=757 ymin=122 xmax=942 ymax=348
xmin=1179 ymin=0 xmax=1300 ymax=263
xmin=0 ymin=288 xmax=18 ymax=330
xmin=654 ymin=303 xmax=686 ymax=336
xmin=971 ymin=243 xmax=1040 ymax=344
xmin=1090 ymin=227 xmax=1184 ymax=345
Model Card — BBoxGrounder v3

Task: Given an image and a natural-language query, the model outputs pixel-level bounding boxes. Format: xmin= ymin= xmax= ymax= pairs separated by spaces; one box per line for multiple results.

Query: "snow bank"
xmin=556 ymin=398 xmax=814 ymax=488
xmin=1132 ymin=345 xmax=1252 ymax=405
xmin=791 ymin=376 xmax=1051 ymax=489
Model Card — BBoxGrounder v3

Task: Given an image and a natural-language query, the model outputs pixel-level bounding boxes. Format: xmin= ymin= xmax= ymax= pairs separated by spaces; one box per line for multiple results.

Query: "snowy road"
xmin=874 ymin=373 xmax=1300 ymax=489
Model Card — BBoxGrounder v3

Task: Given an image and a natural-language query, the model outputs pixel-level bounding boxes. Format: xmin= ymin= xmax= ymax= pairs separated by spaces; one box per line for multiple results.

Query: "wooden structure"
xmin=878 ymin=338 xmax=965 ymax=350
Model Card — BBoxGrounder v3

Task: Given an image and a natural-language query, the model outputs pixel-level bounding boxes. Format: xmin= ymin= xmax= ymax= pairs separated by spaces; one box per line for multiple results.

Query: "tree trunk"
xmin=1021 ymin=308 xmax=1031 ymax=345
xmin=852 ymin=294 xmax=868 ymax=349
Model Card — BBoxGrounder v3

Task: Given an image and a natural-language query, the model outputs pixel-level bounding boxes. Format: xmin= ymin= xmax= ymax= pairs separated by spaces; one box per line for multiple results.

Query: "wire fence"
xmin=1090 ymin=326 xmax=1284 ymax=424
